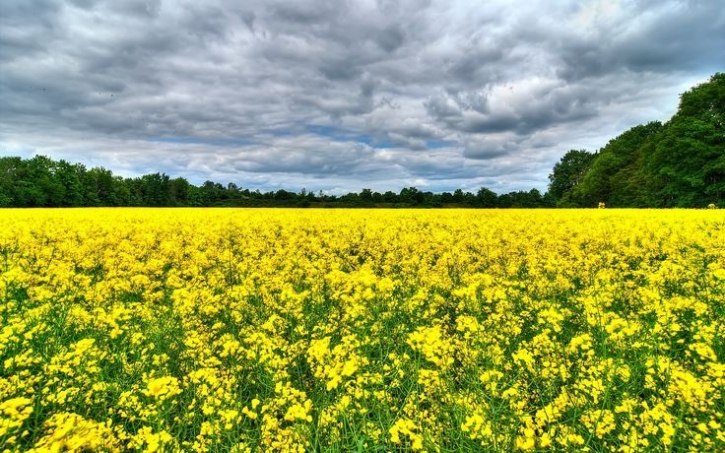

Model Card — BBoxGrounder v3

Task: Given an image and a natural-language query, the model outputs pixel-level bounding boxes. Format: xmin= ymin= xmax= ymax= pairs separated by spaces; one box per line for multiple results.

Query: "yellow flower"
xmin=143 ymin=376 xmax=182 ymax=401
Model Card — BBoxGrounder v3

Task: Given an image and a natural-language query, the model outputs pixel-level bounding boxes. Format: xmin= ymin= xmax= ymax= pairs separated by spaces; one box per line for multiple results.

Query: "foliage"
xmin=646 ymin=73 xmax=725 ymax=207
xmin=572 ymin=122 xmax=663 ymax=207
xmin=0 ymin=155 xmax=551 ymax=209
xmin=554 ymin=73 xmax=724 ymax=208
xmin=547 ymin=149 xmax=595 ymax=206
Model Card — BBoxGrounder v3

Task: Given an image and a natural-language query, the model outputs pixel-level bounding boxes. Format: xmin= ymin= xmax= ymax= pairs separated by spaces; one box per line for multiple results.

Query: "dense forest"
xmin=1 ymin=73 xmax=722 ymax=209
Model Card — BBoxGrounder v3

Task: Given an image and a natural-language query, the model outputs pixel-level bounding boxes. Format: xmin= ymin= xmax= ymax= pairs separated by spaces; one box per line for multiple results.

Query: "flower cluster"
xmin=1 ymin=208 xmax=723 ymax=451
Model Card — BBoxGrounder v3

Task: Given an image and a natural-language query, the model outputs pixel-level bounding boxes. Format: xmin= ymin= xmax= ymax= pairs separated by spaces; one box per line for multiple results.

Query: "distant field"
xmin=1 ymin=209 xmax=724 ymax=452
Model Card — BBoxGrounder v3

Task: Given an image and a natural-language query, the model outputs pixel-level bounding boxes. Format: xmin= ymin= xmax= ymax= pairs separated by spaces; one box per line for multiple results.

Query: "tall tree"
xmin=646 ymin=73 xmax=725 ymax=206
xmin=0 ymin=157 xmax=23 ymax=207
xmin=547 ymin=150 xmax=595 ymax=206
xmin=140 ymin=173 xmax=173 ymax=206
xmin=476 ymin=187 xmax=499 ymax=207
xmin=55 ymin=160 xmax=85 ymax=206
xmin=170 ymin=177 xmax=191 ymax=206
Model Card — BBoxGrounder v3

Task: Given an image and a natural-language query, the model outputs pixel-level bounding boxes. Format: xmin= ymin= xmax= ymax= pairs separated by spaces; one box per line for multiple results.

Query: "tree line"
xmin=1 ymin=73 xmax=722 ymax=209
xmin=0 ymin=155 xmax=550 ymax=208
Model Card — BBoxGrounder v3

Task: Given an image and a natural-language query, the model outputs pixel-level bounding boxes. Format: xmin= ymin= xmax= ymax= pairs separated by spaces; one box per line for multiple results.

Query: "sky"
xmin=1 ymin=0 xmax=723 ymax=195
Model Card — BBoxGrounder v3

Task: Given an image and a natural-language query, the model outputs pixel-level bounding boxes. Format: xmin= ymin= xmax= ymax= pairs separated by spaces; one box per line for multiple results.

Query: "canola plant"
xmin=1 ymin=208 xmax=724 ymax=452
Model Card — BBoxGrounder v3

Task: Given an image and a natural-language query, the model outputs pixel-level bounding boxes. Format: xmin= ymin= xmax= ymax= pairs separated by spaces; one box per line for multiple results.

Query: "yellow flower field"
xmin=1 ymin=208 xmax=724 ymax=452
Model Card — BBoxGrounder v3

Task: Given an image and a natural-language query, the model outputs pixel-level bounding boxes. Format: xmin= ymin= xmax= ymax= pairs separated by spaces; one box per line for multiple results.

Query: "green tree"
xmin=55 ymin=160 xmax=85 ymax=206
xmin=573 ymin=122 xmax=661 ymax=207
xmin=0 ymin=157 xmax=21 ymax=207
xmin=169 ymin=177 xmax=190 ymax=206
xmin=547 ymin=150 xmax=595 ymax=206
xmin=646 ymin=73 xmax=725 ymax=207
xmin=399 ymin=187 xmax=423 ymax=205
xmin=140 ymin=173 xmax=173 ymax=206
xmin=359 ymin=188 xmax=373 ymax=203
xmin=9 ymin=155 xmax=64 ymax=207
xmin=476 ymin=187 xmax=498 ymax=207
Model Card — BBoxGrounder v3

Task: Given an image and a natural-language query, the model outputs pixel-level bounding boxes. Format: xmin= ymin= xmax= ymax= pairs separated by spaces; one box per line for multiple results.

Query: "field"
xmin=1 ymin=208 xmax=724 ymax=452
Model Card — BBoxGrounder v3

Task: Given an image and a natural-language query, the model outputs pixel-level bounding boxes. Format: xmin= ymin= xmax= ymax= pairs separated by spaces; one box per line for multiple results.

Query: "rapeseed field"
xmin=1 ymin=208 xmax=724 ymax=452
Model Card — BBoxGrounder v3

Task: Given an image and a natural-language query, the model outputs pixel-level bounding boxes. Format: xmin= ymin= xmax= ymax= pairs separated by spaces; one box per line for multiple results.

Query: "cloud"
xmin=1 ymin=0 xmax=722 ymax=194
xmin=557 ymin=0 xmax=725 ymax=80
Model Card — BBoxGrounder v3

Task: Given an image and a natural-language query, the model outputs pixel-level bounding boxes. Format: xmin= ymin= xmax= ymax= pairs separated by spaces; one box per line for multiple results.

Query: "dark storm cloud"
xmin=555 ymin=0 xmax=725 ymax=80
xmin=1 ymin=0 xmax=722 ymax=194
xmin=427 ymin=81 xmax=599 ymax=136
xmin=0 ymin=1 xmax=62 ymax=61
xmin=375 ymin=25 xmax=406 ymax=53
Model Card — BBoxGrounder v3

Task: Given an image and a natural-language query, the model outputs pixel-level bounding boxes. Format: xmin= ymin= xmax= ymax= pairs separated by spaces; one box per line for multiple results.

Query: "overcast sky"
xmin=1 ymin=0 xmax=723 ymax=194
